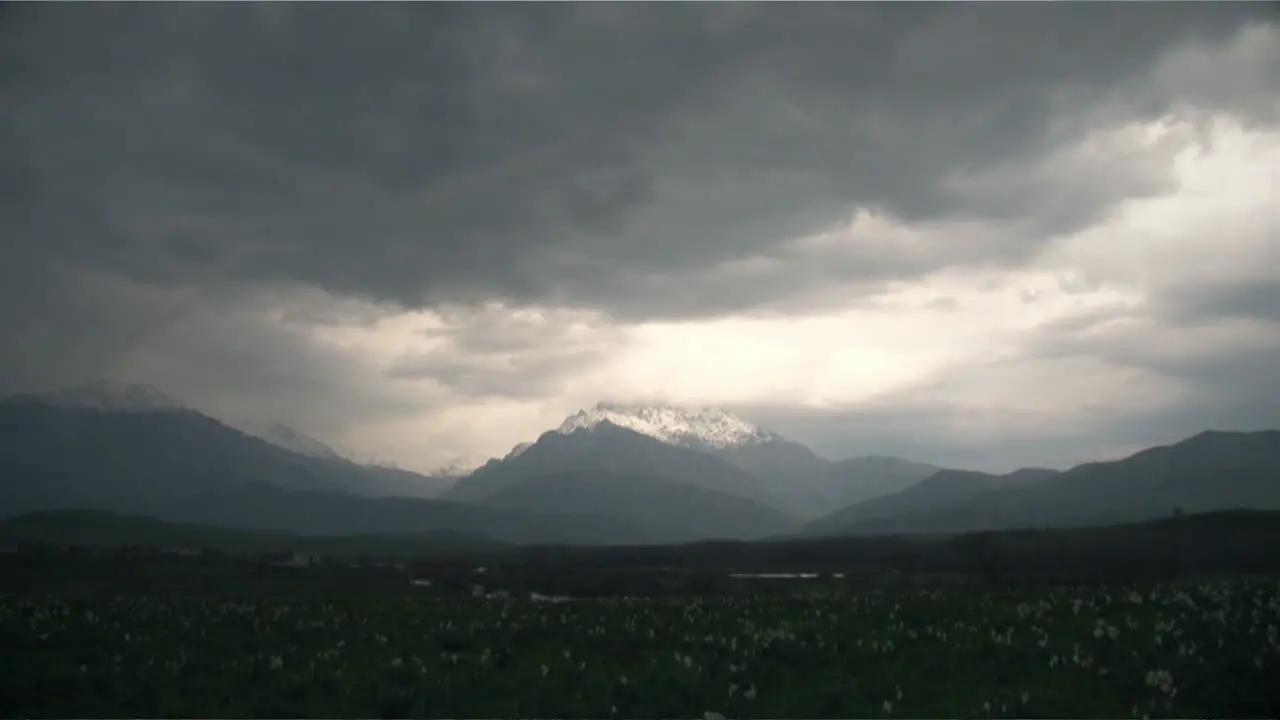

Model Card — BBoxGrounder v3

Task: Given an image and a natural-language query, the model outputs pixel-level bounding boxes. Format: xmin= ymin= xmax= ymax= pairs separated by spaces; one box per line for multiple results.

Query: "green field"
xmin=3 ymin=579 xmax=1278 ymax=718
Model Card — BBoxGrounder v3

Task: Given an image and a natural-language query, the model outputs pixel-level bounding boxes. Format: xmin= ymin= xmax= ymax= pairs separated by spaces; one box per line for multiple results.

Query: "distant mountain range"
xmin=0 ymin=382 xmax=456 ymax=501
xmin=1 ymin=381 xmax=1276 ymax=547
xmin=448 ymin=402 xmax=940 ymax=519
xmin=802 ymin=467 xmax=1061 ymax=536
xmin=801 ymin=431 xmax=1280 ymax=537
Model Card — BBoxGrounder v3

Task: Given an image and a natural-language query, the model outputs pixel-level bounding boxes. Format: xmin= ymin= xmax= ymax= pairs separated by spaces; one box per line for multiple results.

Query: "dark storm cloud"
xmin=0 ymin=259 xmax=179 ymax=395
xmin=3 ymin=2 xmax=1273 ymax=331
xmin=97 ymin=286 xmax=432 ymax=439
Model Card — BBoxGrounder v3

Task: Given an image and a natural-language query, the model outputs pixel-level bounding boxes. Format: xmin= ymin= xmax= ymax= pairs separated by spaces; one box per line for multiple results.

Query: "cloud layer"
xmin=2 ymin=4 xmax=1276 ymax=471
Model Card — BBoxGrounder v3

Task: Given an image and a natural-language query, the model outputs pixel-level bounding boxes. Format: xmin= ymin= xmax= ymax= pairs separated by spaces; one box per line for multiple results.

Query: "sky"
xmin=2 ymin=3 xmax=1277 ymax=473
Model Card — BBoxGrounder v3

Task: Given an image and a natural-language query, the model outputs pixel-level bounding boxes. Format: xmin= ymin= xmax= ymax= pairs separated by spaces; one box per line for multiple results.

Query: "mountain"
xmin=554 ymin=403 xmax=945 ymax=516
xmin=0 ymin=382 xmax=672 ymax=544
xmin=251 ymin=422 xmax=343 ymax=459
xmin=562 ymin=403 xmax=853 ymax=517
xmin=504 ymin=442 xmax=534 ymax=460
xmin=0 ymin=383 xmax=463 ymax=517
xmin=235 ymin=419 xmax=467 ymax=496
xmin=479 ymin=469 xmax=796 ymax=543
xmin=804 ymin=467 xmax=1058 ymax=536
xmin=445 ymin=417 xmax=794 ymax=514
xmin=348 ymin=463 xmax=460 ymax=498
xmin=449 ymin=402 xmax=941 ymax=522
xmin=709 ymin=438 xmax=835 ymax=515
xmin=7 ymin=378 xmax=184 ymax=412
xmin=821 ymin=455 xmax=945 ymax=510
xmin=557 ymin=402 xmax=784 ymax=449
xmin=805 ymin=430 xmax=1280 ymax=536
xmin=997 ymin=430 xmax=1280 ymax=528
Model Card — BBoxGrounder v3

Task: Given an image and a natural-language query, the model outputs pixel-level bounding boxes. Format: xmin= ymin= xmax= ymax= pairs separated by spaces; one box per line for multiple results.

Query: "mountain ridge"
xmin=6 ymin=379 xmax=186 ymax=412
xmin=804 ymin=430 xmax=1280 ymax=537
xmin=10 ymin=382 xmax=1273 ymax=546
xmin=481 ymin=402 xmax=940 ymax=519
xmin=445 ymin=419 xmax=795 ymax=512
xmin=0 ymin=392 xmax=457 ymax=512
xmin=251 ymin=422 xmax=344 ymax=459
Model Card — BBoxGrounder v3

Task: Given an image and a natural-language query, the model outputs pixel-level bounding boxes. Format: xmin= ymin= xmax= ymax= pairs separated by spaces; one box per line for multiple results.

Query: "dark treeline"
xmin=411 ymin=510 xmax=1280 ymax=595
xmin=0 ymin=552 xmax=421 ymax=598
xmin=4 ymin=510 xmax=1279 ymax=599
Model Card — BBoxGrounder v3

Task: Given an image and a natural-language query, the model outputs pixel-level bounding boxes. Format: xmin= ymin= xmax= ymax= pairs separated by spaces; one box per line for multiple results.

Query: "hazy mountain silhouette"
xmin=821 ymin=455 xmax=945 ymax=510
xmin=0 ymin=397 xmax=453 ymax=515
xmin=805 ymin=431 xmax=1280 ymax=536
xmin=6 ymin=384 xmax=1274 ymax=547
xmin=804 ymin=467 xmax=1058 ymax=536
xmin=446 ymin=421 xmax=795 ymax=513
xmin=448 ymin=410 xmax=938 ymax=522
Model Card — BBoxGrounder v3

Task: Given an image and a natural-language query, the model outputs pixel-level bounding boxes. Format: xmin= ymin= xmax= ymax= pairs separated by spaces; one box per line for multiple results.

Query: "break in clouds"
xmin=1 ymin=3 xmax=1277 ymax=471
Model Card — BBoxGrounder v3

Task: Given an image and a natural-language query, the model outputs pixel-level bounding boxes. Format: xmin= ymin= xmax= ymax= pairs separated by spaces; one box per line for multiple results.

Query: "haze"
xmin=2 ymin=3 xmax=1277 ymax=473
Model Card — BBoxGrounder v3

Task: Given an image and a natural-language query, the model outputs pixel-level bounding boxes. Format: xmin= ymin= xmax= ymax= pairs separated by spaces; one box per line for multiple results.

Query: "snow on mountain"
xmin=12 ymin=379 xmax=185 ymax=412
xmin=256 ymin=423 xmax=343 ymax=459
xmin=557 ymin=402 xmax=781 ymax=449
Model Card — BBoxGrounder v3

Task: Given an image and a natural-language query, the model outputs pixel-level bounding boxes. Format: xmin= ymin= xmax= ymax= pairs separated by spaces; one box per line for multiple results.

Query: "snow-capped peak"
xmin=17 ymin=379 xmax=185 ymax=412
xmin=556 ymin=402 xmax=780 ymax=449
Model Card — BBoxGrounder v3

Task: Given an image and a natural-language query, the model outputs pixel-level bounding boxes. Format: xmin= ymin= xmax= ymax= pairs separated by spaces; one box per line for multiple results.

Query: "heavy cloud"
xmin=5 ymin=4 xmax=1273 ymax=315
xmin=1 ymin=3 xmax=1276 ymax=470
